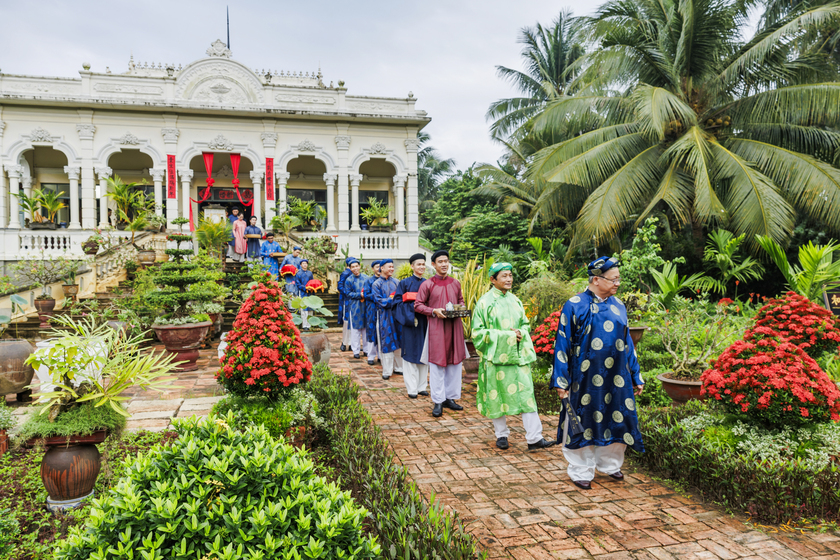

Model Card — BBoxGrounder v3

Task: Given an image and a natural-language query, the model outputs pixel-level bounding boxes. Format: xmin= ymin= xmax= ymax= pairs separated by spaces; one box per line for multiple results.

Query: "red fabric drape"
xmin=189 ymin=152 xmax=216 ymax=231
xmin=230 ymin=153 xmax=253 ymax=208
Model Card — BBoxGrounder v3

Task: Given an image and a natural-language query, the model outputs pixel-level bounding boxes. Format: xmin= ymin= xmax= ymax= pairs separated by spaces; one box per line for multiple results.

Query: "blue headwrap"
xmin=347 ymin=258 xmax=360 ymax=265
xmin=371 ymin=260 xmax=381 ymax=268
xmin=379 ymin=258 xmax=394 ymax=266
xmin=345 ymin=257 xmax=355 ymax=265
xmin=588 ymin=256 xmax=620 ymax=275
xmin=293 ymin=246 xmax=302 ymax=251
xmin=300 ymin=259 xmax=309 ymax=265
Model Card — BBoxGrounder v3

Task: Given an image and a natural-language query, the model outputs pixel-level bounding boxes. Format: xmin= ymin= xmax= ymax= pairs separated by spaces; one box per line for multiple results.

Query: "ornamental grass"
xmin=216 ymin=277 xmax=312 ymax=396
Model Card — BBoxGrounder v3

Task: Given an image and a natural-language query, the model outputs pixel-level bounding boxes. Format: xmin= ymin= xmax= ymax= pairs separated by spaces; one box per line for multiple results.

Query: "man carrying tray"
xmin=258 ymin=232 xmax=283 ymax=278
xmin=394 ymin=253 xmax=430 ymax=399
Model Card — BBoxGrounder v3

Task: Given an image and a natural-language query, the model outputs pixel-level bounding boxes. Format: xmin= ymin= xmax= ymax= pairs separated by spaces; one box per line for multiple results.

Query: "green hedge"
xmin=633 ymin=403 xmax=840 ymax=523
xmin=308 ymin=365 xmax=485 ymax=560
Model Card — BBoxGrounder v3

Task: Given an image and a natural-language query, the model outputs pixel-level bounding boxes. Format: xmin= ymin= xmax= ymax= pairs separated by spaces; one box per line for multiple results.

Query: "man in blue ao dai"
xmin=551 ymin=257 xmax=644 ymax=490
xmin=344 ymin=259 xmax=368 ymax=359
xmin=363 ymin=261 xmax=381 ymax=365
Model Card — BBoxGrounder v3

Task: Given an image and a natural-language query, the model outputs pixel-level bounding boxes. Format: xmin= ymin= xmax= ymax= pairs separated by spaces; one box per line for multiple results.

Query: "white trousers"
xmin=492 ymin=412 xmax=544 ymax=444
xmin=342 ymin=322 xmax=351 ymax=346
xmin=562 ymin=414 xmax=625 ymax=481
xmin=364 ymin=338 xmax=378 ymax=361
xmin=429 ymin=363 xmax=462 ymax=404
xmin=380 ymin=352 xmax=404 ymax=377
xmin=350 ymin=328 xmax=365 ymax=354
xmin=300 ymin=309 xmax=310 ymax=329
xmin=403 ymin=361 xmax=428 ymax=395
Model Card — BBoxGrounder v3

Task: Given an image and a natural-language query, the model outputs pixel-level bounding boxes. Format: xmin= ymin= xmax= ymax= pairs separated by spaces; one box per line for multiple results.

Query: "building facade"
xmin=0 ymin=39 xmax=430 ymax=261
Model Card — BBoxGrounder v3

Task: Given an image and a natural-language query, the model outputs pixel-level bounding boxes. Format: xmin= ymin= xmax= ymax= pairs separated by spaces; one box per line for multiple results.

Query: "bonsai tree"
xmin=10 ymin=253 xmax=81 ymax=300
xmin=360 ymin=197 xmax=391 ymax=227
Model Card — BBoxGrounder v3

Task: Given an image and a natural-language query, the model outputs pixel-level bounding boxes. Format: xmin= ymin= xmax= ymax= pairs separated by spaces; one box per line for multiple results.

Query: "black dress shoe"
xmin=340 ymin=344 xmax=347 ymax=352
xmin=418 ymin=391 xmax=429 ymax=397
xmin=608 ymin=471 xmax=624 ymax=480
xmin=442 ymin=399 xmax=463 ymax=411
xmin=367 ymin=360 xmax=376 ymax=366
xmin=496 ymin=437 xmax=509 ymax=450
xmin=354 ymin=353 xmax=360 ymax=359
xmin=527 ymin=438 xmax=557 ymax=452
xmin=393 ymin=370 xmax=403 ymax=375
xmin=432 ymin=403 xmax=443 ymax=417
xmin=382 ymin=374 xmax=391 ymax=380
xmin=572 ymin=480 xmax=591 ymax=490
xmin=408 ymin=394 xmax=418 ymax=399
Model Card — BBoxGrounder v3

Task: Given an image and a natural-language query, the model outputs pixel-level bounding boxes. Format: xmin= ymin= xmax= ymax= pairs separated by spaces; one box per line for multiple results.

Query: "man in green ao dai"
xmin=473 ymin=262 xmax=556 ymax=451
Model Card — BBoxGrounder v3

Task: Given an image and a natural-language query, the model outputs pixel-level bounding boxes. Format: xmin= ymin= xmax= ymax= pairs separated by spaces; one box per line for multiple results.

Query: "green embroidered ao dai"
xmin=472 ymin=287 xmax=538 ymax=419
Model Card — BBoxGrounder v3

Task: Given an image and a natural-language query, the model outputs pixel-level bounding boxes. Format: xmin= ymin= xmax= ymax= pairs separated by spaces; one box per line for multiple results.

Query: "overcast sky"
xmin=0 ymin=0 xmax=602 ymax=170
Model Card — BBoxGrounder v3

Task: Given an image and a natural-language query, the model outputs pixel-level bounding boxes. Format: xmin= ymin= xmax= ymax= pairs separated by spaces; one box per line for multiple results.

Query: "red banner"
xmin=189 ymin=152 xmax=216 ymax=231
xmin=166 ymin=155 xmax=177 ymax=199
xmin=265 ymin=158 xmax=274 ymax=201
xmin=230 ymin=153 xmax=252 ymax=207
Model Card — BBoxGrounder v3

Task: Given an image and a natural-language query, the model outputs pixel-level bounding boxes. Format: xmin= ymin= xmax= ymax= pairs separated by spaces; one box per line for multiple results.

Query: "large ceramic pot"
xmin=152 ymin=321 xmax=213 ymax=371
xmin=0 ymin=339 xmax=36 ymax=401
xmin=34 ymin=298 xmax=57 ymax=328
xmin=136 ymin=249 xmax=157 ymax=266
xmin=37 ymin=430 xmax=107 ymax=512
xmin=629 ymin=326 xmax=648 ymax=346
xmin=82 ymin=242 xmax=99 ymax=255
xmin=61 ymin=284 xmax=79 ymax=301
xmin=462 ymin=340 xmax=480 ymax=384
xmin=657 ymin=372 xmax=704 ymax=404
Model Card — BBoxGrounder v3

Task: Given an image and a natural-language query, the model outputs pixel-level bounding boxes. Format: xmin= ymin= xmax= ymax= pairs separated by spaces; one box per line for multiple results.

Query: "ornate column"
xmin=64 ymin=165 xmax=82 ymax=229
xmin=179 ymin=169 xmax=194 ymax=222
xmin=393 ymin=175 xmax=407 ymax=232
xmin=276 ymin=172 xmax=290 ymax=213
xmin=76 ymin=122 xmax=97 ymax=229
xmin=250 ymin=171 xmax=263 ymax=227
xmin=150 ymin=169 xmax=165 ymax=216
xmin=22 ymin=176 xmax=32 ymax=202
xmin=349 ymin=174 xmax=362 ymax=231
xmin=5 ymin=165 xmax=22 ymax=229
xmin=95 ymin=166 xmax=112 ymax=227
xmin=321 ymin=173 xmax=337 ymax=231
xmin=335 ymin=135 xmax=351 ymax=230
xmin=404 ymin=138 xmax=420 ymax=232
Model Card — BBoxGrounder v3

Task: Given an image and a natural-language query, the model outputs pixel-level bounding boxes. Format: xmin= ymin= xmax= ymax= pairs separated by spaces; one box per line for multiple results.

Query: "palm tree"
xmin=524 ymin=0 xmax=840 ymax=252
xmin=417 ymin=131 xmax=455 ymax=208
xmin=486 ymin=11 xmax=584 ymax=142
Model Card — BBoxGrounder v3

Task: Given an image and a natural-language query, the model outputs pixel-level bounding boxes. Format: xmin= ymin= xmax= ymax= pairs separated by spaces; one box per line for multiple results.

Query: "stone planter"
xmin=61 ymin=284 xmax=79 ymax=301
xmin=30 ymin=222 xmax=57 ymax=230
xmin=657 ymin=372 xmax=704 ymax=404
xmin=34 ymin=429 xmax=107 ymax=512
xmin=136 ymin=249 xmax=157 ymax=266
xmin=152 ymin=321 xmax=213 ymax=371
xmin=462 ymin=340 xmax=480 ymax=384
xmin=629 ymin=326 xmax=648 ymax=346
xmin=0 ymin=339 xmax=36 ymax=401
xmin=34 ymin=298 xmax=57 ymax=328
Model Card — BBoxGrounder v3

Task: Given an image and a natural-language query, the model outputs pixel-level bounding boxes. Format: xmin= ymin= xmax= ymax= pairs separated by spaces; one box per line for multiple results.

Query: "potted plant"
xmin=0 ymin=294 xmax=35 ymax=403
xmin=287 ymin=196 xmax=325 ymax=232
xmin=269 ymin=212 xmax=301 ymax=249
xmin=15 ymin=190 xmax=66 ymax=230
xmin=149 ymin=219 xmax=220 ymax=371
xmin=146 ymin=213 xmax=166 ymax=233
xmin=19 ymin=315 xmax=178 ymax=511
xmin=82 ymin=228 xmax=109 ymax=255
xmin=10 ymin=253 xmax=80 ymax=328
xmin=61 ymin=266 xmax=80 ymax=302
xmin=360 ymin=197 xmax=392 ymax=232
xmin=653 ymin=300 xmax=745 ymax=404
xmin=458 ymin=256 xmax=492 ymax=383
xmin=623 ymin=290 xmax=651 ymax=345
xmin=0 ymin=401 xmax=14 ymax=458
xmin=105 ymin=174 xmax=147 ymax=230
xmin=124 ymin=260 xmax=138 ymax=281
xmin=195 ymin=218 xmax=233 ymax=263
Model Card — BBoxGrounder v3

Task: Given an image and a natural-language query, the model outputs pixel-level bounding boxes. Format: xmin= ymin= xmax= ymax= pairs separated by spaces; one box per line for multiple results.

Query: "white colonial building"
xmin=0 ymin=39 xmax=430 ymax=263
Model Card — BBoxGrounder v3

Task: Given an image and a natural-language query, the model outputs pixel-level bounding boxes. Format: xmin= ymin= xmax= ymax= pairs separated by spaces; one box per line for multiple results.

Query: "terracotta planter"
xmin=152 ymin=321 xmax=213 ymax=371
xmin=657 ymin=372 xmax=704 ymax=404
xmin=37 ymin=430 xmax=107 ymax=512
xmin=0 ymin=429 xmax=8 ymax=459
xmin=62 ymin=284 xmax=79 ymax=301
xmin=462 ymin=340 xmax=480 ymax=384
xmin=629 ymin=326 xmax=648 ymax=346
xmin=34 ymin=298 xmax=57 ymax=328
xmin=0 ymin=339 xmax=36 ymax=401
xmin=136 ymin=250 xmax=157 ymax=266
xmin=82 ymin=243 xmax=99 ymax=255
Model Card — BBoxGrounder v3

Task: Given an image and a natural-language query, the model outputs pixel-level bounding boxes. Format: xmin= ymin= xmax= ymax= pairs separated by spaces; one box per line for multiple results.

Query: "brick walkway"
xmin=323 ymin=333 xmax=840 ymax=560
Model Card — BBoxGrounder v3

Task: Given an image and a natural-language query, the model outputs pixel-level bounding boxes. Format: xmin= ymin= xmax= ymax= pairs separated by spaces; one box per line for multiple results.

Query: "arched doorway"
xmin=105 ymin=149 xmax=155 ymax=226
xmin=21 ymin=147 xmax=69 ymax=227
xmin=188 ymin=153 xmax=255 ymax=222
xmin=285 ymin=156 xmax=328 ymax=230
xmin=358 ymin=159 xmax=397 ymax=230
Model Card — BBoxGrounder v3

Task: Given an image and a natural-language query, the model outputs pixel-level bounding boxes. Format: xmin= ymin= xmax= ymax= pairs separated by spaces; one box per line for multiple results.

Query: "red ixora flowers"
xmin=531 ymin=310 xmax=563 ymax=357
xmin=746 ymin=291 xmax=840 ymax=358
xmin=215 ymin=277 xmax=312 ymax=396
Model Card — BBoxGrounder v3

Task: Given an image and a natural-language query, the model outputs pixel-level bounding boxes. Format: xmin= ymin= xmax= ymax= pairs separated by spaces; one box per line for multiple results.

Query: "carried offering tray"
xmin=245 ymin=234 xmax=262 ymax=239
xmin=270 ymin=252 xmax=285 ymax=258
xmin=443 ymin=309 xmax=471 ymax=318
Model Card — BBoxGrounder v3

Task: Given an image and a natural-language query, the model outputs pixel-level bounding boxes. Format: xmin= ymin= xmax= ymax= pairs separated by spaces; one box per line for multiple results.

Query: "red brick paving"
xmin=323 ymin=333 xmax=840 ymax=560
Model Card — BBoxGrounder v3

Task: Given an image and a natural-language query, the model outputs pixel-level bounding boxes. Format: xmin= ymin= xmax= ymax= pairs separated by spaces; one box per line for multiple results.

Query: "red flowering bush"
xmin=531 ymin=310 xmax=561 ymax=357
xmin=746 ymin=292 xmax=840 ymax=359
xmin=216 ymin=278 xmax=312 ymax=396
xmin=702 ymin=337 xmax=840 ymax=426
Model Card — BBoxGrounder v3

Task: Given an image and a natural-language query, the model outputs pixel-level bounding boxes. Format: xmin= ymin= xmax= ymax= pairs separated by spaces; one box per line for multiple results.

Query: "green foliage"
xmin=10 ymin=253 xmax=81 ymax=297
xmin=616 ymin=217 xmax=677 ymax=293
xmin=0 ymin=508 xmax=19 ymax=557
xmin=360 ymin=196 xmax=391 ymax=225
xmin=420 ymin=168 xmax=496 ymax=251
xmin=0 ymin=400 xmax=15 ymax=431
xmin=195 ymin=218 xmax=233 ymax=260
xmin=694 ymin=230 xmax=764 ymax=295
xmin=14 ymin=189 xmax=66 ymax=223
xmin=456 ymin=256 xmax=493 ymax=339
xmin=16 ymin=401 xmax=126 ymax=441
xmin=650 ymin=262 xmax=706 ymax=310
xmin=634 ymin=402 xmax=840 ymax=523
xmin=150 ymin=231 xmax=220 ymax=321
xmin=56 ymin=415 xmax=380 ymax=560
xmin=307 ymin=366 xmax=484 ymax=560
xmin=757 ymin=235 xmax=840 ymax=303
xmin=290 ymin=295 xmax=334 ymax=329
xmin=286 ymin=195 xmax=325 ymax=227
xmin=212 ymin=388 xmax=325 ymax=440
xmin=453 ymin=210 xmax=531 ymax=263
xmin=516 ymin=272 xmax=577 ymax=326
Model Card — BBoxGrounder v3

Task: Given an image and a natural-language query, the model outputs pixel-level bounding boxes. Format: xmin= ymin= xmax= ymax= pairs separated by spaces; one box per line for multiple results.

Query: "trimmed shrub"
xmin=212 ymin=387 xmax=324 ymax=440
xmin=56 ymin=415 xmax=379 ymax=560
xmin=217 ymin=278 xmax=312 ymax=396
xmin=307 ymin=365 xmax=482 ymax=560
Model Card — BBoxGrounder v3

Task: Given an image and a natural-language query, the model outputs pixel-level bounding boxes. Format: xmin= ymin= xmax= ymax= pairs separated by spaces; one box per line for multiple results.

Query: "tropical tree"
xmin=416 ymin=132 xmax=455 ymax=208
xmin=486 ymin=10 xmax=584 ymax=142
xmin=757 ymin=235 xmax=840 ymax=302
xmin=694 ymin=230 xmax=764 ymax=294
xmin=524 ymin=0 xmax=840 ymax=252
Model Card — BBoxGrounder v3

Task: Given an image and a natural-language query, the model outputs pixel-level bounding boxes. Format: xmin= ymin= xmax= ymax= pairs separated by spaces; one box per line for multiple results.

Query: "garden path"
xmin=322 ymin=333 xmax=840 ymax=560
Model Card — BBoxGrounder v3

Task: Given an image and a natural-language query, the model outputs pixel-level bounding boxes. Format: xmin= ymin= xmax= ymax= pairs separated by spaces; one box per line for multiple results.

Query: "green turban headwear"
xmin=489 ymin=262 xmax=513 ymax=278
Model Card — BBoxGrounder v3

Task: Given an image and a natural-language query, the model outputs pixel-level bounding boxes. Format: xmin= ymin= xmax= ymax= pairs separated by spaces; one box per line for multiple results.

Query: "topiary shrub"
xmin=217 ymin=278 xmax=312 ymax=396
xmin=56 ymin=415 xmax=380 ymax=560
xmin=701 ymin=337 xmax=840 ymax=427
